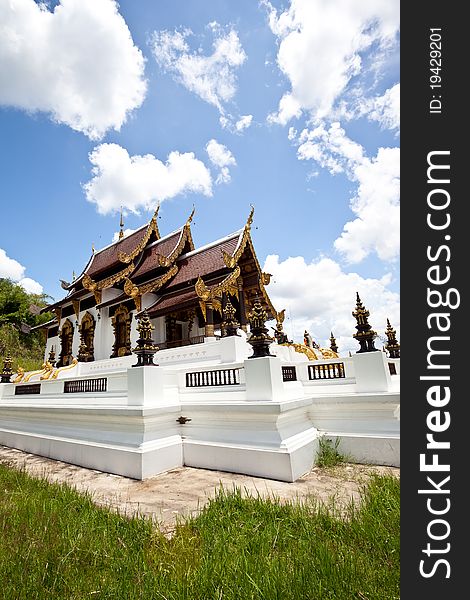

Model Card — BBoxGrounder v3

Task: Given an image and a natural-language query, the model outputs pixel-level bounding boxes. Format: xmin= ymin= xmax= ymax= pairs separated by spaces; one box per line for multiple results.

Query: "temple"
xmin=39 ymin=206 xmax=277 ymax=366
xmin=0 ymin=207 xmax=400 ymax=482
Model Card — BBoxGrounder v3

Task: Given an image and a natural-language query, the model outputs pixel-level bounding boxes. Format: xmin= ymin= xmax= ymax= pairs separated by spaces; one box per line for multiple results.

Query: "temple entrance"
xmin=110 ymin=304 xmax=132 ymax=358
xmin=78 ymin=312 xmax=95 ymax=362
xmin=58 ymin=319 xmax=74 ymax=367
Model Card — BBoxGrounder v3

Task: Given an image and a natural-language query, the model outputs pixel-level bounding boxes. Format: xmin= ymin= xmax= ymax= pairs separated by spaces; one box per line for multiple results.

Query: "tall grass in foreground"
xmin=0 ymin=464 xmax=399 ymax=600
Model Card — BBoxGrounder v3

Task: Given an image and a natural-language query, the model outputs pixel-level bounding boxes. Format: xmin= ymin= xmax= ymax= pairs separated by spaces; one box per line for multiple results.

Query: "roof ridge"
xmin=178 ymin=229 xmax=243 ymax=260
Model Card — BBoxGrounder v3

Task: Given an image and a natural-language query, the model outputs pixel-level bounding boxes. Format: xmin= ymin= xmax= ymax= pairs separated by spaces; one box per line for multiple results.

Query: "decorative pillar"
xmin=205 ymin=300 xmax=214 ymax=337
xmin=329 ymin=332 xmax=338 ymax=354
xmin=1 ymin=354 xmax=13 ymax=383
xmin=352 ymin=292 xmax=378 ymax=353
xmin=132 ymin=310 xmax=159 ymax=367
xmin=237 ymin=277 xmax=248 ymax=332
xmin=384 ymin=319 xmax=400 ymax=358
xmin=247 ymin=297 xmax=274 ymax=358
xmin=221 ymin=297 xmax=240 ymax=337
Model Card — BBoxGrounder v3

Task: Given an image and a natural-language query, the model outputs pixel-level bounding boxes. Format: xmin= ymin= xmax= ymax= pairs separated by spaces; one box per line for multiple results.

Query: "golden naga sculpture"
xmin=51 ymin=358 xmax=79 ymax=380
xmin=23 ymin=362 xmax=52 ymax=383
xmin=13 ymin=367 xmax=25 ymax=384
xmin=40 ymin=361 xmax=55 ymax=380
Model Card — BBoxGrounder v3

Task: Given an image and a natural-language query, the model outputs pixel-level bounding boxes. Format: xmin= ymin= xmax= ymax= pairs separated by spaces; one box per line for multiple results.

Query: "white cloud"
xmin=263 ymin=254 xmax=399 ymax=354
xmin=112 ymin=228 xmax=136 ymax=243
xmin=0 ymin=0 xmax=146 ymax=140
xmin=264 ymin=0 xmax=399 ymax=124
xmin=206 ymin=139 xmax=236 ymax=184
xmin=334 ymin=147 xmax=400 ymax=263
xmin=296 ymin=122 xmax=400 ymax=263
xmin=220 ymin=113 xmax=253 ymax=134
xmin=151 ymin=26 xmax=246 ymax=114
xmin=84 ymin=143 xmax=213 ymax=215
xmin=18 ymin=277 xmax=43 ymax=295
xmin=0 ymin=248 xmax=43 ymax=294
xmin=235 ymin=114 xmax=253 ymax=132
xmin=364 ymin=83 xmax=400 ymax=131
xmin=0 ymin=249 xmax=24 ymax=281
xmin=297 ymin=122 xmax=364 ymax=174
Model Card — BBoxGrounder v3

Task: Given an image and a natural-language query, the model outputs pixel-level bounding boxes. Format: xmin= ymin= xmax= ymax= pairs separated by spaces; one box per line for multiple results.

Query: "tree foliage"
xmin=0 ymin=278 xmax=53 ymax=370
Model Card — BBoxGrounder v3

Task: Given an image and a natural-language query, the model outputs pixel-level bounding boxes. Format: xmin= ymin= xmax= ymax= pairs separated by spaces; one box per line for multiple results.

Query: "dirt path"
xmin=0 ymin=445 xmax=399 ymax=535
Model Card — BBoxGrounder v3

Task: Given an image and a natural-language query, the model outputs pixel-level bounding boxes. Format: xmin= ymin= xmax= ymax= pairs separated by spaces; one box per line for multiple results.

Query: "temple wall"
xmin=1 ymin=336 xmax=400 ymax=480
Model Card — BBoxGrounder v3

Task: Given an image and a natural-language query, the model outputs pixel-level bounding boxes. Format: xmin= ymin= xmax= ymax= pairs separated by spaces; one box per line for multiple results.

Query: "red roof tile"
xmin=146 ymin=289 xmax=199 ymax=317
xmin=132 ymin=230 xmax=183 ymax=279
xmin=166 ymin=234 xmax=240 ymax=289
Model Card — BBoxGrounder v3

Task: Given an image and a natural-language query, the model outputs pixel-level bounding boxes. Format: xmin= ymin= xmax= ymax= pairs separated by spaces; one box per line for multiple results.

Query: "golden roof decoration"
xmin=261 ymin=272 xmax=272 ymax=286
xmin=195 ymin=276 xmax=211 ymax=301
xmin=222 ymin=205 xmax=254 ymax=269
xmin=82 ymin=261 xmax=136 ymax=304
xmin=118 ymin=205 xmax=161 ymax=264
xmin=123 ymin=264 xmax=179 ymax=311
xmin=155 ymin=216 xmax=195 ymax=267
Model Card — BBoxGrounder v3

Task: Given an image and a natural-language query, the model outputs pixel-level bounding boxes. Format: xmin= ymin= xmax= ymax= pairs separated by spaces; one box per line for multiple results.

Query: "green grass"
xmin=0 ymin=464 xmax=399 ymax=600
xmin=315 ymin=436 xmax=348 ymax=468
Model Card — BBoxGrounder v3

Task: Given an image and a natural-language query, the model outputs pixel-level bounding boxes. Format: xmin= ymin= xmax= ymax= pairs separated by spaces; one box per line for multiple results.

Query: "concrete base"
xmin=183 ymin=435 xmax=319 ymax=483
xmin=0 ymin=428 xmax=183 ymax=479
xmin=325 ymin=433 xmax=400 ymax=467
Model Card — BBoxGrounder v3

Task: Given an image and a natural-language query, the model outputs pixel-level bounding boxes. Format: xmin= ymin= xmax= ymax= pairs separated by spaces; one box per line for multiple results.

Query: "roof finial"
xmin=246 ymin=204 xmax=255 ymax=229
xmin=118 ymin=206 xmax=124 ymax=240
xmin=91 ymin=242 xmax=95 ymax=253
xmin=72 ymin=270 xmax=76 ymax=281
xmin=187 ymin=204 xmax=195 ymax=225
xmin=151 ymin=202 xmax=160 ymax=223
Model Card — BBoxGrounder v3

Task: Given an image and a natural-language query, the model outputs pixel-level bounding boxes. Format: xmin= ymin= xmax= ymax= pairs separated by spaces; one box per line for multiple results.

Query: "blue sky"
xmin=0 ymin=0 xmax=399 ymax=352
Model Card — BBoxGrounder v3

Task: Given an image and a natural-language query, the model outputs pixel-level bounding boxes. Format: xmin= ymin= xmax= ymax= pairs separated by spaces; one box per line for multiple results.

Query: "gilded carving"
xmin=40 ymin=361 xmax=55 ymax=380
xmin=261 ymin=272 xmax=272 ymax=286
xmin=12 ymin=367 xmax=25 ymax=384
xmin=139 ymin=264 xmax=178 ymax=295
xmin=195 ymin=276 xmax=211 ymax=301
xmin=110 ymin=304 xmax=132 ymax=358
xmin=51 ymin=358 xmax=79 ymax=379
xmin=118 ymin=206 xmax=161 ymax=263
xmin=97 ymin=262 xmax=135 ymax=290
xmin=72 ymin=299 xmax=80 ymax=319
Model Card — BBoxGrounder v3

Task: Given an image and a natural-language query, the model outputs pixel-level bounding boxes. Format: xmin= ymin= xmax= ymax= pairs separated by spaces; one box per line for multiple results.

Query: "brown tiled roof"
xmin=85 ymin=224 xmax=152 ymax=278
xmin=146 ymin=289 xmax=199 ymax=317
xmin=166 ymin=234 xmax=240 ymax=290
xmin=132 ymin=230 xmax=183 ymax=279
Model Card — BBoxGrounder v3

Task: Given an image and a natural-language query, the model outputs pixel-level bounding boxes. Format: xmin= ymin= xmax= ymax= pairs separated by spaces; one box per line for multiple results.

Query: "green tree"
xmin=0 ymin=278 xmax=53 ymax=371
